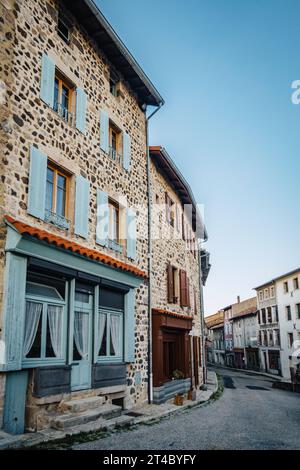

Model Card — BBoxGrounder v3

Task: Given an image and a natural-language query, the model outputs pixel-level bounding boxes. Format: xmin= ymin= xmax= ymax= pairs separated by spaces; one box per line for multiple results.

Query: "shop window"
xmin=53 ymin=71 xmax=76 ymax=126
xmin=109 ymin=122 xmax=122 ymax=164
xmin=23 ymin=278 xmax=66 ymax=366
xmin=45 ymin=162 xmax=71 ymax=230
xmin=97 ymin=310 xmax=123 ymax=362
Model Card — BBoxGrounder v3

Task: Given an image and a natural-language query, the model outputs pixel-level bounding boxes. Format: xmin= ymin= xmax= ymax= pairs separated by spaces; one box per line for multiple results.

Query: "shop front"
xmin=1 ymin=220 xmax=144 ymax=434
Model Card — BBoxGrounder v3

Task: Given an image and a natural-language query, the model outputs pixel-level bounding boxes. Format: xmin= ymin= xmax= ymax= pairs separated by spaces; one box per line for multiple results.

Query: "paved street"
xmin=74 ymin=367 xmax=300 ymax=450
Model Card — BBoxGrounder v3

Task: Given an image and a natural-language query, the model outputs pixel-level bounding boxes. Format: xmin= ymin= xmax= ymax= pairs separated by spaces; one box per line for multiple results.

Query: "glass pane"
xmin=26 ymin=312 xmax=42 ymax=358
xmin=56 ymin=186 xmax=66 ymax=217
xmin=54 ymin=79 xmax=59 ymax=112
xmin=47 ymin=305 xmax=63 ymax=358
xmin=99 ymin=315 xmax=107 ymax=356
xmin=26 ymin=282 xmax=63 ymax=300
xmin=46 ymin=168 xmax=54 ymax=211
xmin=74 ymin=311 xmax=89 ymax=360
xmin=110 ymin=314 xmax=121 ymax=356
xmin=61 ymin=85 xmax=69 ymax=115
xmin=75 ymin=291 xmax=90 ymax=304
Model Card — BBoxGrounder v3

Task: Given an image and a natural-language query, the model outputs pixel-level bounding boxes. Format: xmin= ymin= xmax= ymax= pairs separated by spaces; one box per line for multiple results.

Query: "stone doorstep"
xmin=60 ymin=395 xmax=106 ymax=413
xmin=50 ymin=404 xmax=122 ymax=430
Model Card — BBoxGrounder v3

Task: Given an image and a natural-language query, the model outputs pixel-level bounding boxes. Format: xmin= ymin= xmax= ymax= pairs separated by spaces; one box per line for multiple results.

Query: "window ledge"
xmin=45 ymin=209 xmax=70 ymax=230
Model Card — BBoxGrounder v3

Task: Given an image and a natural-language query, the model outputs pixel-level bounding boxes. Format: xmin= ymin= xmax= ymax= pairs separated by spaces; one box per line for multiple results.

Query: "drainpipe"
xmin=198 ymin=246 xmax=207 ymax=384
xmin=145 ymin=102 xmax=163 ymax=404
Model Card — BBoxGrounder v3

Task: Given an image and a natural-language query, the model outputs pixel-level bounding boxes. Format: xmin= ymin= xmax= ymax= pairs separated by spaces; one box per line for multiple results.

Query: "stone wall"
xmin=0 ymin=0 xmax=150 ymax=421
xmin=150 ymin=160 xmax=203 ymax=384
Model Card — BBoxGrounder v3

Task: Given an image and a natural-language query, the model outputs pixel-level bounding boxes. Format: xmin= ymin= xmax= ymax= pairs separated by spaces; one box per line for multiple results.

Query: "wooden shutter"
xmin=126 ymin=208 xmax=136 ymax=260
xmin=100 ymin=110 xmax=109 ymax=153
xmin=76 ymin=87 xmax=87 ymax=134
xmin=96 ymin=189 xmax=109 ymax=247
xmin=167 ymin=264 xmax=174 ymax=303
xmin=180 ymin=269 xmax=187 ymax=306
xmin=40 ymin=53 xmax=55 ymax=108
xmin=28 ymin=145 xmax=47 ymax=220
xmin=194 ymin=289 xmax=197 ymax=314
xmin=74 ymin=175 xmax=90 ymax=238
xmin=124 ymin=289 xmax=135 ymax=363
xmin=123 ymin=131 xmax=131 ymax=171
xmin=187 ymin=277 xmax=191 ymax=307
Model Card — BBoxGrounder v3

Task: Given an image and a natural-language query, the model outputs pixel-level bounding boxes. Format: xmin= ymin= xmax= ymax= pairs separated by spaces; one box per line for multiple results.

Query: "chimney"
xmin=237 ymin=296 xmax=240 ymax=304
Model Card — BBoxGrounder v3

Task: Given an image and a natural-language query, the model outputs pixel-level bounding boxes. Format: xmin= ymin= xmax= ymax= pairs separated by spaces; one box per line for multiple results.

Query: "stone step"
xmin=50 ymin=404 xmax=122 ymax=430
xmin=60 ymin=396 xmax=106 ymax=413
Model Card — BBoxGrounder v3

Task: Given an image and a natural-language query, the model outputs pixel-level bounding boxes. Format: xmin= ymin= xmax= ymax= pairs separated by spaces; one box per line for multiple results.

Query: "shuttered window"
xmin=167 ymin=264 xmax=174 ymax=303
xmin=180 ymin=270 xmax=190 ymax=307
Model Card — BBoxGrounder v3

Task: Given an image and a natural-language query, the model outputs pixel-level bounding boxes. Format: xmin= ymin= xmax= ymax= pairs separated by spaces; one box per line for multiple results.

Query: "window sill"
xmin=45 ymin=209 xmax=70 ymax=230
xmin=22 ymin=358 xmax=66 ymax=369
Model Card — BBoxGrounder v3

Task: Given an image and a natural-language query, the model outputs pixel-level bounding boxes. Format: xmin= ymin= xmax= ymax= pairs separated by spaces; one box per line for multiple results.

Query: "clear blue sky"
xmin=96 ymin=0 xmax=300 ymax=315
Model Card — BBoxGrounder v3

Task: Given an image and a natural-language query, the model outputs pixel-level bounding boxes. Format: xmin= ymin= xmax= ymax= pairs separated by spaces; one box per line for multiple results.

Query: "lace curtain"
xmin=97 ymin=313 xmax=106 ymax=355
xmin=48 ymin=305 xmax=63 ymax=358
xmin=23 ymin=301 xmax=43 ymax=356
xmin=74 ymin=311 xmax=89 ymax=359
xmin=110 ymin=314 xmax=121 ymax=356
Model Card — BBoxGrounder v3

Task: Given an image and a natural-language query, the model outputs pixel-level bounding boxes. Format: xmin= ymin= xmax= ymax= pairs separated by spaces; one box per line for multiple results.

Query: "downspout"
xmin=198 ymin=246 xmax=207 ymax=384
xmin=146 ymin=103 xmax=163 ymax=404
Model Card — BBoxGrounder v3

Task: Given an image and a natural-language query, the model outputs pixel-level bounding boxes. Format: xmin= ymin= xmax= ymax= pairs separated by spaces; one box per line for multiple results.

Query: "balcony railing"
xmin=109 ymin=146 xmax=123 ymax=165
xmin=108 ymin=239 xmax=123 ymax=254
xmin=45 ymin=209 xmax=70 ymax=230
xmin=54 ymin=102 xmax=75 ymax=127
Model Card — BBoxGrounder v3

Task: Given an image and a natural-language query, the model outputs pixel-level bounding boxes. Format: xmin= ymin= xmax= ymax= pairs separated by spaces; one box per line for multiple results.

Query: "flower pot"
xmin=174 ymin=394 xmax=184 ymax=406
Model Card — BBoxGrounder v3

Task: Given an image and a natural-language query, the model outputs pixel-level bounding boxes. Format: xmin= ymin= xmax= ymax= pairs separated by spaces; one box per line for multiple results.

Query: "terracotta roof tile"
xmin=152 ymin=308 xmax=193 ymax=321
xmin=4 ymin=215 xmax=147 ymax=279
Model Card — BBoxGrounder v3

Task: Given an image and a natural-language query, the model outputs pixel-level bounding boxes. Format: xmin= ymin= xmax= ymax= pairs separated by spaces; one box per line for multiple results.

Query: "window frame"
xmin=96 ymin=307 xmax=124 ymax=363
xmin=283 ymin=281 xmax=289 ymax=294
xmin=286 ymin=305 xmax=292 ymax=321
xmin=109 ymin=122 xmax=123 ymax=163
xmin=53 ymin=70 xmax=76 ymax=125
xmin=22 ymin=283 xmax=68 ymax=368
xmin=57 ymin=12 xmax=71 ymax=44
xmin=293 ymin=277 xmax=299 ymax=290
xmin=45 ymin=162 xmax=70 ymax=220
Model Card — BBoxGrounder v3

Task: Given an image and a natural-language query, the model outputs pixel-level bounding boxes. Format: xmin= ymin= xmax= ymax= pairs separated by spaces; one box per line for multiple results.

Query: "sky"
xmin=96 ymin=0 xmax=300 ymax=315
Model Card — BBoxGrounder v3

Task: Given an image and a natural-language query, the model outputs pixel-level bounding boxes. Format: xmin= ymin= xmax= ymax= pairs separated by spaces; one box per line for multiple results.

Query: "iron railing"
xmin=54 ymin=102 xmax=75 ymax=127
xmin=45 ymin=209 xmax=70 ymax=230
xmin=109 ymin=146 xmax=123 ymax=165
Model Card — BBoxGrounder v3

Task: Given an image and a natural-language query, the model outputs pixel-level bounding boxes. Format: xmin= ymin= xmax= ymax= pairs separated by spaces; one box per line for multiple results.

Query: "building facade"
xmin=255 ymin=282 xmax=281 ymax=376
xmin=205 ymin=311 xmax=225 ymax=366
xmin=0 ymin=0 xmax=164 ymax=434
xmin=224 ymin=305 xmax=234 ymax=367
xmin=275 ymin=269 xmax=300 ymax=380
xmin=149 ymin=147 xmax=207 ymax=404
xmin=232 ymin=297 xmax=259 ymax=371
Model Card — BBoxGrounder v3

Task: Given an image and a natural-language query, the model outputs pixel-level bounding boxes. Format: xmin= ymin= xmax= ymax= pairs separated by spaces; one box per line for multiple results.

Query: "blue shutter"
xmin=100 ymin=110 xmax=109 ymax=153
xmin=124 ymin=289 xmax=136 ymax=363
xmin=2 ymin=253 xmax=27 ymax=371
xmin=123 ymin=132 xmax=131 ymax=171
xmin=76 ymin=87 xmax=87 ymax=134
xmin=96 ymin=189 xmax=109 ymax=247
xmin=126 ymin=208 xmax=137 ymax=260
xmin=28 ymin=145 xmax=47 ymax=220
xmin=74 ymin=175 xmax=90 ymax=239
xmin=40 ymin=53 xmax=55 ymax=108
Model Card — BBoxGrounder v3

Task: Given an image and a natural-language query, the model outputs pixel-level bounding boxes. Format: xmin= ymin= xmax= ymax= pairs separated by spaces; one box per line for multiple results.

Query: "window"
xmin=165 ymin=193 xmax=175 ymax=227
xmin=263 ymin=331 xmax=268 ymax=346
xmin=264 ymin=288 xmax=269 ymax=300
xmin=45 ymin=163 xmax=70 ymax=229
xmin=23 ymin=278 xmax=66 ymax=366
xmin=288 ymin=333 xmax=294 ymax=348
xmin=274 ymin=306 xmax=279 ymax=322
xmin=261 ymin=308 xmax=266 ymax=324
xmin=259 ymin=291 xmax=263 ymax=301
xmin=293 ymin=277 xmax=299 ymax=290
xmin=270 ymin=286 xmax=275 ymax=298
xmin=107 ymin=199 xmax=123 ymax=253
xmin=267 ymin=307 xmax=272 ymax=323
xmin=109 ymin=123 xmax=122 ymax=164
xmin=53 ymin=71 xmax=75 ymax=125
xmin=109 ymin=70 xmax=120 ymax=97
xmin=286 ymin=305 xmax=292 ymax=321
xmin=283 ymin=281 xmax=289 ymax=294
xmin=57 ymin=12 xmax=71 ymax=43
xmin=297 ymin=304 xmax=300 ymax=320
xmin=97 ymin=309 xmax=123 ymax=362
xmin=167 ymin=264 xmax=179 ymax=304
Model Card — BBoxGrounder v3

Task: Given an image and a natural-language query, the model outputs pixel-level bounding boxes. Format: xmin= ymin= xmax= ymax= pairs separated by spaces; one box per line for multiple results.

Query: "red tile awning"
xmin=5 ymin=215 xmax=147 ymax=279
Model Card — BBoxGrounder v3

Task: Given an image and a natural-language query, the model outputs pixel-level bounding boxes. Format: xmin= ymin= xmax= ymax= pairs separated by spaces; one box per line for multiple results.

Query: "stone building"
xmin=224 ymin=305 xmax=234 ymax=367
xmin=149 ymin=146 xmax=207 ymax=403
xmin=0 ymin=0 xmax=164 ymax=434
xmin=254 ymin=281 xmax=281 ymax=376
xmin=205 ymin=311 xmax=225 ymax=366
xmin=232 ymin=296 xmax=259 ymax=370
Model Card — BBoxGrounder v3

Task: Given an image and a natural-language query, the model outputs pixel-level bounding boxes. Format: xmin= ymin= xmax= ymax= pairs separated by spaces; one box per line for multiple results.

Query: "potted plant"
xmin=174 ymin=393 xmax=184 ymax=406
xmin=172 ymin=370 xmax=185 ymax=380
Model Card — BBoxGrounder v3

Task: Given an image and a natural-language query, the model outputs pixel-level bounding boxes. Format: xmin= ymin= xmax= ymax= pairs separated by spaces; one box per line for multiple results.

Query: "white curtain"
xmin=23 ymin=301 xmax=43 ymax=356
xmin=110 ymin=315 xmax=120 ymax=356
xmin=97 ymin=313 xmax=106 ymax=355
xmin=48 ymin=305 xmax=63 ymax=358
xmin=74 ymin=311 xmax=89 ymax=359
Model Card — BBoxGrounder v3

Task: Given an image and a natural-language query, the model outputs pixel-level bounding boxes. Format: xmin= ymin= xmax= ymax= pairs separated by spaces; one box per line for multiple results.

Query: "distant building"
xmin=232 ymin=296 xmax=259 ymax=371
xmin=205 ymin=311 xmax=225 ymax=366
xmin=224 ymin=305 xmax=234 ymax=367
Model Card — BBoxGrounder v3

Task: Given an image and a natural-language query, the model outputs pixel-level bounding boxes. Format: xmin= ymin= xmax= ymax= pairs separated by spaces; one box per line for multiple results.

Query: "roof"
xmin=253 ymin=267 xmax=300 ymax=290
xmin=149 ymin=146 xmax=207 ymax=240
xmin=152 ymin=308 xmax=193 ymax=321
xmin=231 ymin=296 xmax=257 ymax=319
xmin=5 ymin=216 xmax=147 ymax=279
xmin=205 ymin=311 xmax=224 ymax=328
xmin=63 ymin=0 xmax=164 ymax=107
